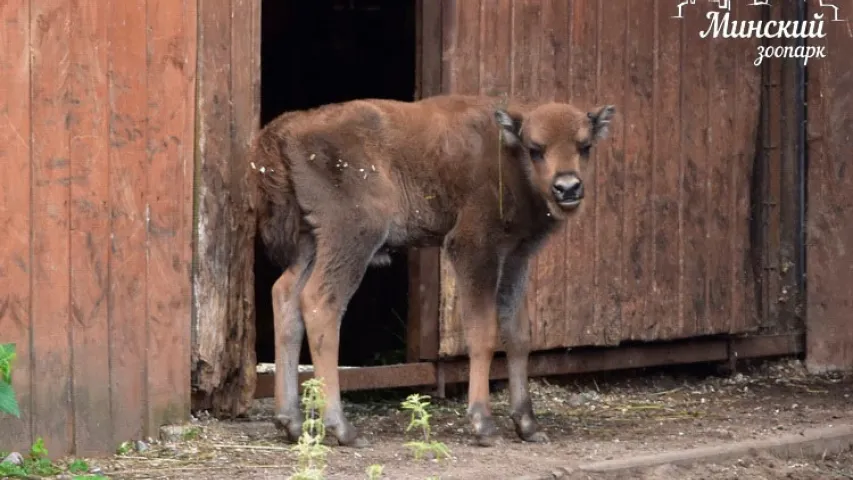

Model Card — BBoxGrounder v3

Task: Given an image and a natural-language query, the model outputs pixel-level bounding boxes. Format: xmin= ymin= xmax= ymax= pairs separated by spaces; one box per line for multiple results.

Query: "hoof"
xmin=340 ymin=435 xmax=371 ymax=448
xmin=273 ymin=414 xmax=303 ymax=443
xmin=331 ymin=420 xmax=368 ymax=448
xmin=474 ymin=433 xmax=499 ymax=447
xmin=521 ymin=431 xmax=550 ymax=444
xmin=468 ymin=404 xmax=498 ymax=447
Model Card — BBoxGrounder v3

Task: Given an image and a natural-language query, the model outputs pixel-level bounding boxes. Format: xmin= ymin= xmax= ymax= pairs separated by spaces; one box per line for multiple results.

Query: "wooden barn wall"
xmin=0 ymin=0 xmax=196 ymax=456
xmin=805 ymin=0 xmax=853 ymax=372
xmin=437 ymin=0 xmax=765 ymax=357
xmin=191 ymin=0 xmax=260 ymax=418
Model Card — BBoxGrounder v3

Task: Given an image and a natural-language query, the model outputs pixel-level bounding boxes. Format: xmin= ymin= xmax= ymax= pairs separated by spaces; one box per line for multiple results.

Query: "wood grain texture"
xmin=532 ymin=0 xmax=569 ymax=349
xmin=565 ymin=0 xmax=599 ymax=348
xmin=621 ymin=1 xmax=655 ymax=340
xmin=651 ymin=0 xmax=683 ymax=340
xmin=68 ymin=0 xmax=112 ymax=455
xmin=0 ymin=0 xmax=33 ymax=450
xmin=805 ymin=0 xmax=853 ymax=372
xmin=30 ymin=0 xmax=74 ymax=456
xmin=1 ymin=0 xmax=196 ymax=458
xmin=594 ymin=0 xmax=626 ymax=345
xmin=145 ymin=0 xmax=196 ymax=432
xmin=435 ymin=0 xmax=768 ymax=357
xmin=731 ymin=1 xmax=762 ymax=335
xmin=438 ymin=0 xmax=480 ymax=357
xmin=408 ymin=0 xmax=443 ymax=362
xmin=191 ymin=0 xmax=259 ymax=417
xmin=679 ymin=2 xmax=709 ymax=337
xmin=108 ymin=0 xmax=149 ymax=447
xmin=705 ymin=6 xmax=736 ymax=334
xmin=509 ymin=0 xmax=542 ymax=346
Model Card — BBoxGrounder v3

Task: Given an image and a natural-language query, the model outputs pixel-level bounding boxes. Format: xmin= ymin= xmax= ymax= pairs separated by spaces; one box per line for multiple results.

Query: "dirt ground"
xmin=92 ymin=357 xmax=853 ymax=480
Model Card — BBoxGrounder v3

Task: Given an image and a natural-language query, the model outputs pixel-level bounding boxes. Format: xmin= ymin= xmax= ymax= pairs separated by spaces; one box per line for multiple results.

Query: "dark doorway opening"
xmin=255 ymin=0 xmax=416 ymax=368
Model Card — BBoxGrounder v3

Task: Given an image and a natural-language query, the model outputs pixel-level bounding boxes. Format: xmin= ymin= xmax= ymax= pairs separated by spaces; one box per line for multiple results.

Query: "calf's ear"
xmin=588 ymin=105 xmax=616 ymax=140
xmin=494 ymin=108 xmax=523 ymax=147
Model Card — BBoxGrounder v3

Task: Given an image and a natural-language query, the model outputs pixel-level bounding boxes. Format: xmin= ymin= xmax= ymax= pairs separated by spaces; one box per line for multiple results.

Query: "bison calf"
xmin=251 ymin=94 xmax=615 ymax=447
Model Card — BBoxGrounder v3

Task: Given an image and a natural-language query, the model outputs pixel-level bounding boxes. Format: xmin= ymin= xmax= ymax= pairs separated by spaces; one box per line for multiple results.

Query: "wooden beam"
xmin=255 ymin=334 xmax=804 ymax=398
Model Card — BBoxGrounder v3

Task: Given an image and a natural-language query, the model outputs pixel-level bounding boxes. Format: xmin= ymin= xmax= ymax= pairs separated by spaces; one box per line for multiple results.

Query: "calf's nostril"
xmin=552 ymin=176 xmax=583 ymax=200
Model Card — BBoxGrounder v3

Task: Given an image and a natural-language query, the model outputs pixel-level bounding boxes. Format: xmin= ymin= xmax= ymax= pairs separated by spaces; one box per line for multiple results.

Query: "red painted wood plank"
xmin=145 ymin=0 xmax=196 ymax=434
xmin=29 ymin=0 xmax=74 ymax=457
xmin=0 ymin=0 xmax=34 ymax=451
xmin=107 ymin=0 xmax=148 ymax=446
xmin=68 ymin=0 xmax=113 ymax=455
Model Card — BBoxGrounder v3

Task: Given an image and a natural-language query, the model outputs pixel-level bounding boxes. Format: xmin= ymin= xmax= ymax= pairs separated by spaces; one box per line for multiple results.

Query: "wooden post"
xmin=191 ymin=0 xmax=261 ymax=417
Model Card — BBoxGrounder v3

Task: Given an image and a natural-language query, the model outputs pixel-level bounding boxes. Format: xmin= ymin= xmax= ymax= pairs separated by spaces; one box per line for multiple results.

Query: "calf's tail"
xmin=251 ymin=127 xmax=302 ymax=271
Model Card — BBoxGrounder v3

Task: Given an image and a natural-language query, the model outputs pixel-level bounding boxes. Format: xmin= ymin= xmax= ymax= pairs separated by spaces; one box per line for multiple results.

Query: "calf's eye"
xmin=528 ymin=144 xmax=544 ymax=162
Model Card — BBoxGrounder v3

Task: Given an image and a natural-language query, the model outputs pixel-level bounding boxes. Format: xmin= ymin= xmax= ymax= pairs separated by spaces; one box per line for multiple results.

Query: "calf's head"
xmin=494 ymin=102 xmax=616 ymax=216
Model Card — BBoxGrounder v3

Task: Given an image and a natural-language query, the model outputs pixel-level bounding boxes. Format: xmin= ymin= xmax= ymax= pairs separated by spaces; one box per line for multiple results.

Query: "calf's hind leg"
xmin=272 ymin=234 xmax=315 ymax=442
xmin=498 ymin=252 xmax=548 ymax=443
xmin=299 ymin=229 xmax=386 ymax=447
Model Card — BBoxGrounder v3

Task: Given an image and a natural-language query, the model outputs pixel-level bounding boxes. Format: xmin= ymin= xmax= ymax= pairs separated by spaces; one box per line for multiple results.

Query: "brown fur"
xmin=250 ymin=94 xmax=615 ymax=447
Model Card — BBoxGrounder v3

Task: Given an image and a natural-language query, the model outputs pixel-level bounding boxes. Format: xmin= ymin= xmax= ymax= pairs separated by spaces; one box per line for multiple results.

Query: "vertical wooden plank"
xmin=145 ymin=0 xmax=196 ymax=433
xmin=806 ymin=0 xmax=853 ymax=372
xmin=533 ymin=0 xmax=569 ymax=350
xmin=508 ymin=0 xmax=541 ymax=345
xmin=228 ymin=0 xmax=259 ymax=409
xmin=621 ymin=1 xmax=655 ymax=340
xmin=594 ymin=0 xmax=626 ymax=345
xmin=566 ymin=0 xmax=599 ymax=347
xmin=194 ymin=0 xmax=258 ymax=416
xmin=650 ymin=0 xmax=682 ymax=340
xmin=438 ymin=0 xmax=480 ymax=357
xmin=776 ymin=0 xmax=803 ymax=332
xmin=194 ymin=0 xmax=232 ymax=403
xmin=679 ymin=2 xmax=708 ymax=337
xmin=704 ymin=5 xmax=736 ymax=334
xmin=478 ymin=0 xmax=511 ymax=97
xmin=30 ymin=0 xmax=73 ymax=456
xmin=68 ymin=0 xmax=112 ymax=455
xmin=440 ymin=0 xmax=479 ymax=95
xmin=764 ymin=3 xmax=783 ymax=331
xmin=0 ymin=0 xmax=33 ymax=452
xmin=108 ymin=0 xmax=148 ymax=446
xmin=731 ymin=0 xmax=762 ymax=335
xmin=510 ymin=1 xmax=540 ymax=102
xmin=408 ymin=0 xmax=443 ymax=362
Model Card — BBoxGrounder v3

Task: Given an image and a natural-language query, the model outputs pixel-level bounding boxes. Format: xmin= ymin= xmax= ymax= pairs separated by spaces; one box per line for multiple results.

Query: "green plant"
xmin=400 ymin=394 xmax=451 ymax=461
xmin=115 ymin=441 xmax=133 ymax=456
xmin=366 ymin=463 xmax=384 ymax=479
xmin=68 ymin=458 xmax=90 ymax=474
xmin=289 ymin=377 xmax=331 ymax=480
xmin=182 ymin=426 xmax=201 ymax=441
xmin=0 ymin=343 xmax=20 ymax=418
xmin=0 ymin=436 xmax=62 ymax=478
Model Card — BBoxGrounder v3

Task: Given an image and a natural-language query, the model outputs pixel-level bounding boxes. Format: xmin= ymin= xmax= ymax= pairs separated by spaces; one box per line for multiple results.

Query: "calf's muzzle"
xmin=551 ymin=172 xmax=584 ymax=208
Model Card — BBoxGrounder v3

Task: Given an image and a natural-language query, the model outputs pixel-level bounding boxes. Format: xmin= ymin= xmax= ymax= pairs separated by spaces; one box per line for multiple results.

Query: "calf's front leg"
xmin=498 ymin=252 xmax=548 ymax=443
xmin=446 ymin=234 xmax=501 ymax=447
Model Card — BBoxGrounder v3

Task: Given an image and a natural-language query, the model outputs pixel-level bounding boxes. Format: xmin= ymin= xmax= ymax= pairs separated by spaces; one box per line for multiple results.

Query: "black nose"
xmin=551 ymin=174 xmax=584 ymax=202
